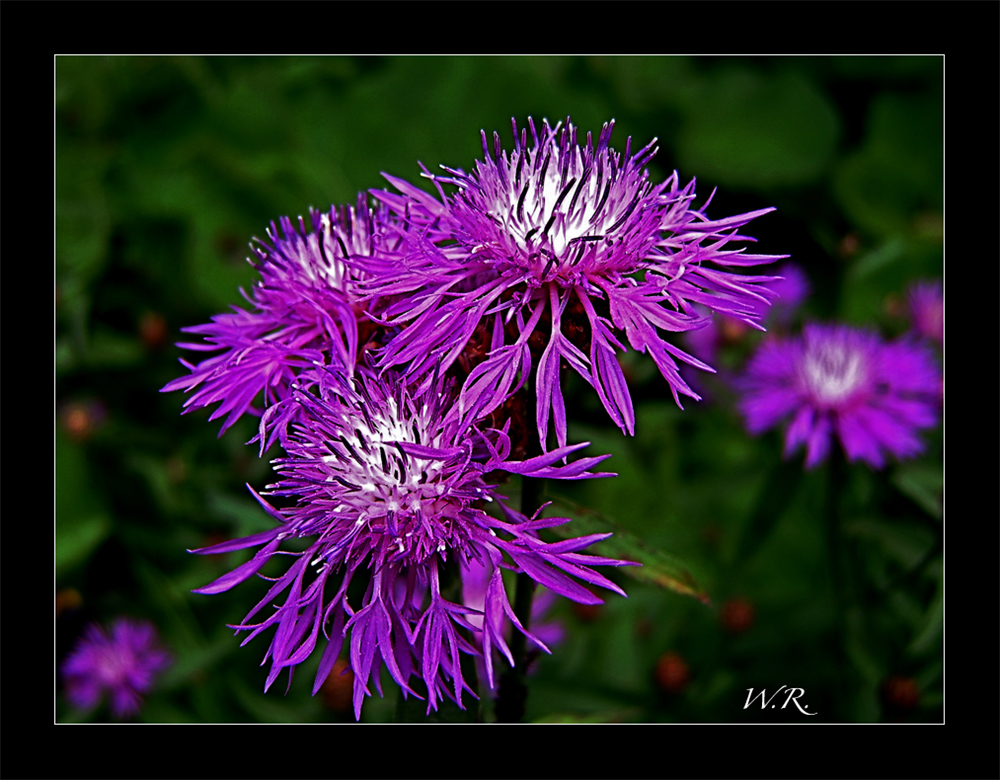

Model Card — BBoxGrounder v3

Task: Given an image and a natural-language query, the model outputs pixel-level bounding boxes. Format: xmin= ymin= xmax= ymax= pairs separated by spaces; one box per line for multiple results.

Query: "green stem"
xmin=825 ymin=449 xmax=851 ymax=714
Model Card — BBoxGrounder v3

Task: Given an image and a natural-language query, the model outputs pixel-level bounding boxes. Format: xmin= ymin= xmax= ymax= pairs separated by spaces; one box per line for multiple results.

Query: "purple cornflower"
xmin=765 ymin=262 xmax=811 ymax=326
xmin=191 ymin=369 xmax=630 ymax=719
xmin=738 ymin=324 xmax=941 ymax=469
xmin=161 ymin=195 xmax=394 ymax=438
xmin=61 ymin=618 xmax=172 ymax=719
xmin=907 ymin=280 xmax=943 ymax=346
xmin=360 ymin=117 xmax=784 ymax=448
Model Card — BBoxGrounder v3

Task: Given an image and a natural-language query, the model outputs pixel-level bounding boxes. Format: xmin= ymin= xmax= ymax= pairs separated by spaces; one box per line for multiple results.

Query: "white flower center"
xmin=802 ymin=342 xmax=866 ymax=405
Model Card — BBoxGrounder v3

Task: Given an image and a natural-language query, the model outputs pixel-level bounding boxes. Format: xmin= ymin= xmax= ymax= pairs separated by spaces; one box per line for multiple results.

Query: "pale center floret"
xmin=488 ymin=146 xmax=620 ymax=280
xmin=313 ymin=394 xmax=467 ymax=564
xmin=801 ymin=341 xmax=868 ymax=405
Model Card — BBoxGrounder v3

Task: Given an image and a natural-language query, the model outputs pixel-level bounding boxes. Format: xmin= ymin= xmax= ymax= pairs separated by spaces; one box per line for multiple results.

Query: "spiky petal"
xmin=190 ymin=369 xmax=630 ymax=719
xmin=361 ymin=117 xmax=785 ymax=449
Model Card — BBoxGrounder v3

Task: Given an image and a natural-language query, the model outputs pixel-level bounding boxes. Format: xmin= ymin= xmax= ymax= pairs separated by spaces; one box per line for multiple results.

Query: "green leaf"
xmin=57 ymin=512 xmax=112 ymax=577
xmin=734 ymin=456 xmax=804 ymax=566
xmin=676 ymin=67 xmax=840 ymax=189
xmin=56 ymin=429 xmax=112 ymax=577
xmin=533 ymin=708 xmax=642 ymax=724
xmin=891 ymin=463 xmax=943 ymax=521
xmin=546 ymin=495 xmax=710 ymax=604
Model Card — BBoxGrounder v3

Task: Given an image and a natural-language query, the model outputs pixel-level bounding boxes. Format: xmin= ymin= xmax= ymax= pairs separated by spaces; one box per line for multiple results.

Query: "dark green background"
xmin=56 ymin=55 xmax=943 ymax=723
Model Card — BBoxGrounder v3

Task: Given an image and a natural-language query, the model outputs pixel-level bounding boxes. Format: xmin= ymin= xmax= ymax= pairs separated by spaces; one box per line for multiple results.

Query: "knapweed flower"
xmin=907 ymin=280 xmax=943 ymax=346
xmin=191 ymin=369 xmax=630 ymax=719
xmin=738 ymin=323 xmax=941 ymax=469
xmin=61 ymin=618 xmax=171 ymax=719
xmin=360 ymin=117 xmax=785 ymax=448
xmin=161 ymin=195 xmax=395 ymax=439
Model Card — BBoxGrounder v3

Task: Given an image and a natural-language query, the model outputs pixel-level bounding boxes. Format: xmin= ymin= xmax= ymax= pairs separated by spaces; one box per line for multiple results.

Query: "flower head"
xmin=61 ymin=618 xmax=171 ymax=718
xmin=765 ymin=262 xmax=811 ymax=326
xmin=907 ymin=279 xmax=943 ymax=346
xmin=738 ymin=323 xmax=941 ymax=469
xmin=191 ymin=369 xmax=630 ymax=719
xmin=361 ymin=117 xmax=785 ymax=449
xmin=161 ymin=195 xmax=395 ymax=438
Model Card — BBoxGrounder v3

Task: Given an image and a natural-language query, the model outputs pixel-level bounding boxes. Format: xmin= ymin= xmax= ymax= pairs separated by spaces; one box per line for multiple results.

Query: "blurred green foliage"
xmin=56 ymin=55 xmax=942 ymax=723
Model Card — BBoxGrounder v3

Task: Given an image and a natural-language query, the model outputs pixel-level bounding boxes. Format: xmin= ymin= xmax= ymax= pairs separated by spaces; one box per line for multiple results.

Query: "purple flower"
xmin=161 ymin=195 xmax=395 ymax=438
xmin=359 ymin=117 xmax=785 ymax=449
xmin=61 ymin=618 xmax=172 ymax=719
xmin=907 ymin=279 xmax=943 ymax=346
xmin=191 ymin=369 xmax=631 ymax=719
xmin=738 ymin=324 xmax=941 ymax=469
xmin=765 ymin=262 xmax=811 ymax=325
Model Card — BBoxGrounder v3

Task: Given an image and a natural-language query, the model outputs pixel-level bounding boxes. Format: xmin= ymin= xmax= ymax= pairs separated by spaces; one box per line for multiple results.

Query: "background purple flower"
xmin=907 ymin=279 xmax=943 ymax=346
xmin=61 ymin=618 xmax=172 ymax=719
xmin=190 ymin=369 xmax=631 ymax=719
xmin=738 ymin=323 xmax=941 ymax=469
xmin=359 ymin=117 xmax=785 ymax=449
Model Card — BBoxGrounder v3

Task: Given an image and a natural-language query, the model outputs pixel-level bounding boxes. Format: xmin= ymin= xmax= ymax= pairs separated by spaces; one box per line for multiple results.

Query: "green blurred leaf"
xmin=734 ymin=456 xmax=804 ymax=565
xmin=533 ymin=708 xmax=642 ymax=723
xmin=844 ymin=517 xmax=936 ymax=569
xmin=676 ymin=67 xmax=840 ymax=188
xmin=57 ymin=512 xmax=112 ymax=577
xmin=891 ymin=463 xmax=943 ymax=521
xmin=547 ymin=495 xmax=710 ymax=604
xmin=56 ymin=429 xmax=112 ymax=577
xmin=230 ymin=673 xmax=323 ymax=724
xmin=908 ymin=561 xmax=942 ymax=656
xmin=833 ymin=90 xmax=942 ymax=237
xmin=83 ymin=328 xmax=145 ymax=369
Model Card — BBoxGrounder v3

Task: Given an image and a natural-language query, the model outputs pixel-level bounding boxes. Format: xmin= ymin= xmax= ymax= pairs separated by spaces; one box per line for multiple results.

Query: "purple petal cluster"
xmin=161 ymin=195 xmax=395 ymax=437
xmin=164 ymin=116 xmax=785 ymax=719
xmin=61 ymin=618 xmax=171 ymax=719
xmin=192 ymin=370 xmax=627 ymax=718
xmin=738 ymin=324 xmax=941 ymax=469
xmin=907 ymin=279 xmax=943 ymax=346
xmin=360 ymin=117 xmax=784 ymax=448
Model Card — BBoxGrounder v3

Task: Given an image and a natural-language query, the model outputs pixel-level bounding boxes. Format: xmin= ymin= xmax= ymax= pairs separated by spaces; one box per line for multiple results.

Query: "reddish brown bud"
xmin=139 ymin=311 xmax=169 ymax=351
xmin=654 ymin=651 xmax=690 ymax=694
xmin=322 ymin=658 xmax=355 ymax=713
xmin=720 ymin=597 xmax=755 ymax=635
xmin=881 ymin=675 xmax=920 ymax=717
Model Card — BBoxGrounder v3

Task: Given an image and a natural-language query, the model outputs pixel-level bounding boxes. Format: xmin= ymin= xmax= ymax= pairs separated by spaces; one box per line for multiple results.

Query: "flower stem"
xmin=495 ymin=371 xmax=546 ymax=721
xmin=825 ymin=449 xmax=851 ymax=715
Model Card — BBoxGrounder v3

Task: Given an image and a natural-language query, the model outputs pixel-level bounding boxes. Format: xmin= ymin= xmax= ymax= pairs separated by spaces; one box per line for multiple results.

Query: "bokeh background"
xmin=56 ymin=55 xmax=943 ymax=723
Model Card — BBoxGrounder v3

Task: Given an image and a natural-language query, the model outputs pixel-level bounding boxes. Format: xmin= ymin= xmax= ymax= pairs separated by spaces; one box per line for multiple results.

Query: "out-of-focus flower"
xmin=191 ymin=369 xmax=630 ymax=719
xmin=61 ymin=618 xmax=171 ymax=719
xmin=59 ymin=399 xmax=107 ymax=442
xmin=907 ymin=280 xmax=943 ymax=346
xmin=764 ymin=263 xmax=810 ymax=326
xmin=138 ymin=311 xmax=169 ymax=351
xmin=738 ymin=324 xmax=941 ymax=469
xmin=161 ymin=195 xmax=395 ymax=440
xmin=881 ymin=675 xmax=920 ymax=718
xmin=654 ymin=651 xmax=690 ymax=694
xmin=719 ymin=597 xmax=755 ymax=634
xmin=360 ymin=117 xmax=784 ymax=449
